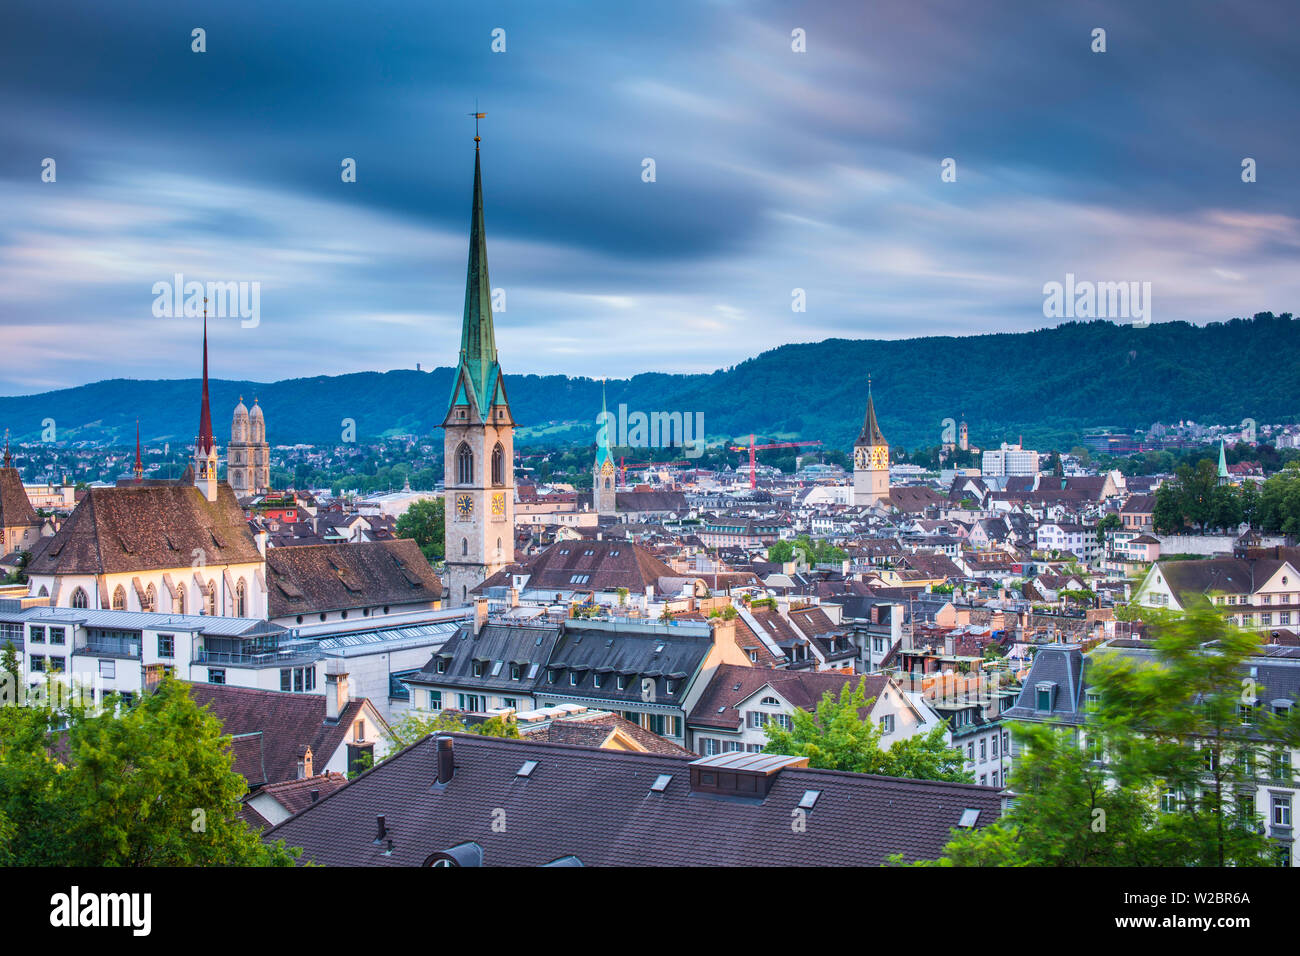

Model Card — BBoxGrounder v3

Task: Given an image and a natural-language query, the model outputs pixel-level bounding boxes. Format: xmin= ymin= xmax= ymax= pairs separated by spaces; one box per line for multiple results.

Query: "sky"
xmin=0 ymin=0 xmax=1296 ymax=395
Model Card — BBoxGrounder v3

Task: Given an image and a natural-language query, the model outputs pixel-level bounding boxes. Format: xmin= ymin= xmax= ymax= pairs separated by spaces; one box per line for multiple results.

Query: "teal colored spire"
xmin=447 ymin=146 xmax=504 ymax=417
xmin=1218 ymin=439 xmax=1229 ymax=480
xmin=595 ymin=380 xmax=614 ymax=470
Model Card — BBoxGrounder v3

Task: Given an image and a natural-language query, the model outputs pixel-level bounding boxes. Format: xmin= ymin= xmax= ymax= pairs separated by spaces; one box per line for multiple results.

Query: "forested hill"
xmin=2 ymin=314 xmax=1295 ymax=452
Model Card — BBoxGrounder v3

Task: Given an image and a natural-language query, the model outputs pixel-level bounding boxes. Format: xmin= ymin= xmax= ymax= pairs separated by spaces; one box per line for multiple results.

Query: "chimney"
xmin=255 ymin=529 xmax=268 ymax=558
xmin=310 ymin=789 xmax=320 ymax=804
xmin=472 ymin=597 xmax=489 ymax=636
xmin=508 ymin=587 xmax=520 ymax=608
xmin=436 ymin=735 xmax=455 ymax=784
xmin=325 ymin=659 xmax=349 ymax=722
xmin=298 ymin=746 xmax=313 ymax=779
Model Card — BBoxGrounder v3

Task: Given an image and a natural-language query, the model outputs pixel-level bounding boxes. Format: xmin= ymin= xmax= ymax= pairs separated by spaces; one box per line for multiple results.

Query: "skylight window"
xmin=490 ymin=661 xmax=503 ymax=677
xmin=650 ymin=774 xmax=672 ymax=792
xmin=517 ymin=760 xmax=538 ymax=778
xmin=958 ymin=808 xmax=980 ymax=828
xmin=798 ymin=790 xmax=820 ymax=810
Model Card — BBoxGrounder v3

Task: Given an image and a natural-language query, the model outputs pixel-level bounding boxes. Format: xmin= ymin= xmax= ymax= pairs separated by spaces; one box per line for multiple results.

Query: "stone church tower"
xmin=853 ymin=379 xmax=890 ymax=508
xmin=228 ymin=396 xmax=270 ymax=496
xmin=593 ymin=382 xmax=617 ymax=516
xmin=442 ymin=141 xmax=515 ymax=606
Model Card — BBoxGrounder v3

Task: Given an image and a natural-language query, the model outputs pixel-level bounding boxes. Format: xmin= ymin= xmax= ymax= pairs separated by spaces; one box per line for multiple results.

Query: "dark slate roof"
xmin=1003 ymin=644 xmax=1088 ymax=725
xmin=688 ymin=663 xmax=890 ymax=731
xmin=265 ymin=539 xmax=442 ymax=617
xmin=0 ymin=467 xmax=38 ymax=528
xmin=541 ymin=622 xmax=713 ymax=705
xmin=856 ymin=392 xmax=887 ymax=447
xmin=406 ymin=622 xmax=562 ymax=694
xmin=1121 ymin=494 xmax=1156 ymax=514
xmin=265 ymin=733 xmax=1002 ymax=866
xmin=186 ymin=682 xmax=368 ymax=788
xmin=28 ymin=483 xmax=261 ymax=574
xmin=613 ymin=490 xmax=688 ymax=513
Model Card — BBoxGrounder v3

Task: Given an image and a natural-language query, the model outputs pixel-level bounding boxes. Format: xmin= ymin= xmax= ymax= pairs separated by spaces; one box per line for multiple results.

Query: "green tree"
xmin=1095 ymin=513 xmax=1121 ymax=544
xmin=383 ymin=710 xmax=521 ymax=752
xmin=0 ymin=680 xmax=301 ymax=866
xmin=762 ymin=679 xmax=972 ymax=783
xmin=395 ymin=497 xmax=445 ymax=563
xmin=937 ymin=603 xmax=1291 ymax=866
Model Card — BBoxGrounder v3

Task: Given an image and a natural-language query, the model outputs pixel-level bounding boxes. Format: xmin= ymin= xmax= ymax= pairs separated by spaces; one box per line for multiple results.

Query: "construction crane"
xmin=619 ymin=456 xmax=692 ymax=484
xmin=728 ymin=435 xmax=823 ymax=489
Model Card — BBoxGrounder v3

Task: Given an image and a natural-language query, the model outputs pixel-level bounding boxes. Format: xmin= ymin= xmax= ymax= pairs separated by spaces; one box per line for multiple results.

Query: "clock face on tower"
xmin=854 ymin=447 xmax=868 ymax=469
xmin=455 ymin=494 xmax=474 ymax=521
xmin=491 ymin=492 xmax=506 ymax=517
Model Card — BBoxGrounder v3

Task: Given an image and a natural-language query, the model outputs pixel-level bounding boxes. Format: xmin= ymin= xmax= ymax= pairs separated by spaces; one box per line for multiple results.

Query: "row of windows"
xmin=68 ymin=580 xmax=245 ymax=616
xmin=455 ymin=442 xmax=507 ymax=486
xmin=280 ymin=666 xmax=317 ymax=693
xmin=28 ymin=655 xmax=65 ymax=673
xmin=28 ymin=626 xmax=66 ymax=645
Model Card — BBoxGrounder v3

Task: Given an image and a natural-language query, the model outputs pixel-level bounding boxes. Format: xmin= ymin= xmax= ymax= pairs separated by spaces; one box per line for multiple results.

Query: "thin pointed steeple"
xmin=2 ymin=429 xmax=10 ymax=469
xmin=450 ymin=145 xmax=501 ymax=415
xmin=596 ymin=380 xmax=614 ymax=470
xmin=1218 ymin=439 xmax=1229 ymax=482
xmin=197 ymin=302 xmax=214 ymax=454
xmin=134 ymin=419 xmax=144 ymax=481
xmin=857 ymin=376 xmax=887 ymax=447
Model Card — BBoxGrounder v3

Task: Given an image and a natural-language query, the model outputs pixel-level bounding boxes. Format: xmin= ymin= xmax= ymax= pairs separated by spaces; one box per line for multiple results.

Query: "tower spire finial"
xmin=3 ymin=428 xmax=10 ymax=469
xmin=468 ymin=103 xmax=486 ymax=148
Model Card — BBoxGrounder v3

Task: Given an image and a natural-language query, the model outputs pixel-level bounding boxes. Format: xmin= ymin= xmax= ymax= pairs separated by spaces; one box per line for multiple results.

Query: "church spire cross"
xmin=468 ymin=106 xmax=486 ymax=147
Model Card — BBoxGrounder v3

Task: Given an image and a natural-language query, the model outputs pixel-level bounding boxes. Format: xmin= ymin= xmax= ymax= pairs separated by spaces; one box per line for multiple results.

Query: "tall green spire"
xmin=596 ymin=380 xmax=614 ymax=470
xmin=447 ymin=146 xmax=504 ymax=417
xmin=1218 ymin=439 xmax=1229 ymax=481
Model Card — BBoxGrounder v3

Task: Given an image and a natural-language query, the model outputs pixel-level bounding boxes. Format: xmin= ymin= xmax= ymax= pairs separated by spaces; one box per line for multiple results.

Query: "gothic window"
xmin=204 ymin=582 xmax=216 ymax=616
xmin=143 ymin=583 xmax=157 ymax=613
xmin=462 ymin=538 xmax=468 ymax=556
xmin=235 ymin=579 xmax=247 ymax=617
xmin=70 ymin=587 xmax=88 ymax=609
xmin=604 ymin=478 xmax=611 ymax=489
xmin=112 ymin=585 xmax=126 ymax=611
xmin=456 ymin=443 xmax=474 ymax=485
xmin=174 ymin=587 xmax=186 ymax=615
xmin=491 ymin=443 xmax=504 ymax=486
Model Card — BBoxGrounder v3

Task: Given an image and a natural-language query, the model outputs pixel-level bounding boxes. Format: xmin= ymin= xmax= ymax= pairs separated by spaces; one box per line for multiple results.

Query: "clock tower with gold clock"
xmin=853 ymin=378 xmax=891 ymax=508
xmin=441 ymin=136 xmax=515 ymax=605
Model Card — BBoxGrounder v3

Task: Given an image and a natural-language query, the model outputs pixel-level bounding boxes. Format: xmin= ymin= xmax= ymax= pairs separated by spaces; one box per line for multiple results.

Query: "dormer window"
xmin=569 ymin=671 xmax=580 ymax=686
xmin=510 ymin=663 xmax=522 ymax=681
xmin=761 ymin=696 xmax=780 ymax=707
xmin=472 ymin=661 xmax=484 ymax=678
xmin=617 ymin=675 xmax=629 ymax=691
xmin=436 ymin=658 xmax=447 ymax=674
xmin=1035 ymin=682 xmax=1056 ymax=712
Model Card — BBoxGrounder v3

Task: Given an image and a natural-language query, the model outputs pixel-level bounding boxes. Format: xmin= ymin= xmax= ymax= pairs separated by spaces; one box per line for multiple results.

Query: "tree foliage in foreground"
xmin=924 ymin=603 xmax=1300 ymax=866
xmin=0 ymin=679 xmax=301 ymax=866
xmin=762 ymin=678 xmax=971 ymax=783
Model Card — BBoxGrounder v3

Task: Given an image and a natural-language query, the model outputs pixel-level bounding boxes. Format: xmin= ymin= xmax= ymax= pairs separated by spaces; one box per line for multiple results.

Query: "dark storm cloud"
xmin=0 ymin=0 xmax=1296 ymax=393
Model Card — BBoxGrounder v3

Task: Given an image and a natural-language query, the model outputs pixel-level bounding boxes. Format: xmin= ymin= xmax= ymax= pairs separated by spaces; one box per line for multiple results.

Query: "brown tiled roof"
xmin=688 ymin=663 xmax=889 ymax=731
xmin=186 ymin=682 xmax=368 ymax=788
xmin=523 ymin=713 xmax=693 ymax=756
xmin=504 ymin=539 xmax=677 ymax=593
xmin=0 ymin=467 xmax=38 ymax=529
xmin=27 ymin=483 xmax=261 ymax=574
xmin=888 ymin=486 xmax=942 ymax=512
xmin=256 ymin=772 xmax=350 ymax=814
xmin=264 ymin=732 xmax=1002 ymax=866
xmin=265 ymin=539 xmax=442 ymax=617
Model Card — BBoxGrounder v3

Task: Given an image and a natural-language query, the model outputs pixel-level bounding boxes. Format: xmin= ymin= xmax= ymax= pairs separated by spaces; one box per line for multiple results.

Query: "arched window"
xmin=491 ymin=443 xmax=504 ymax=485
xmin=38 ymin=585 xmax=48 ymax=597
xmin=173 ymin=587 xmax=186 ymax=615
xmin=70 ymin=587 xmax=88 ymax=609
xmin=456 ymin=443 xmax=474 ymax=485
xmin=496 ymin=537 xmax=502 ymax=559
xmin=112 ymin=585 xmax=126 ymax=611
xmin=604 ymin=477 xmax=611 ymax=489
xmin=461 ymin=538 xmax=468 ymax=556
xmin=204 ymin=582 xmax=216 ymax=616
xmin=235 ymin=579 xmax=247 ymax=617
xmin=142 ymin=584 xmax=156 ymax=613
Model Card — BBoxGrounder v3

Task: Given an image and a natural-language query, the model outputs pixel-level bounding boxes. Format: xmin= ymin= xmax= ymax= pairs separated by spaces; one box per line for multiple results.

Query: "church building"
xmin=442 ymin=140 xmax=516 ymax=606
xmin=853 ymin=380 xmax=891 ymax=508
xmin=228 ymin=396 xmax=270 ymax=497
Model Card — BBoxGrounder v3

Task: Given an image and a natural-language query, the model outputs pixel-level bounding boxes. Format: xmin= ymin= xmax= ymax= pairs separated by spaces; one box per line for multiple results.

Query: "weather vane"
xmin=468 ymin=101 xmax=486 ymax=145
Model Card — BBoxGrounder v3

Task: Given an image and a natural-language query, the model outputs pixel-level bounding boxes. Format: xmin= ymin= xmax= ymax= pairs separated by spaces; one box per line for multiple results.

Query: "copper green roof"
xmin=595 ymin=381 xmax=615 ymax=469
xmin=856 ymin=388 xmax=887 ymax=447
xmin=447 ymin=148 xmax=505 ymax=416
xmin=1218 ymin=440 xmax=1229 ymax=479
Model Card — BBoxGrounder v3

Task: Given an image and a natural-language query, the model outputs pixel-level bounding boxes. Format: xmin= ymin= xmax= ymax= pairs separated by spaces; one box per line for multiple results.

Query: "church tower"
xmin=193 ymin=307 xmax=220 ymax=503
xmin=442 ymin=137 xmax=515 ymax=606
xmin=228 ymin=396 xmax=270 ymax=496
xmin=959 ymin=415 xmax=969 ymax=452
xmin=853 ymin=378 xmax=890 ymax=508
xmin=593 ymin=381 xmax=617 ymax=516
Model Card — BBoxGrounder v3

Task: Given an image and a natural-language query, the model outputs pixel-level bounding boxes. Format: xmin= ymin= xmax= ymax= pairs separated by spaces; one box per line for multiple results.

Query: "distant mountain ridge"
xmin=2 ymin=315 xmax=1295 ymax=452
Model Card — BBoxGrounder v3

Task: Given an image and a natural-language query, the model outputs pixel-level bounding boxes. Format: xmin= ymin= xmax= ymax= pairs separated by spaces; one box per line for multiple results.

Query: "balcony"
xmin=195 ymin=645 xmax=320 ymax=668
xmin=77 ymin=639 xmax=141 ymax=659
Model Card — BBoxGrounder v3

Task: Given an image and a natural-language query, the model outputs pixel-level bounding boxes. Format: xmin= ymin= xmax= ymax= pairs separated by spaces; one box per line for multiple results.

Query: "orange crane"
xmin=619 ymin=456 xmax=692 ymax=484
xmin=729 ymin=435 xmax=823 ymax=489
